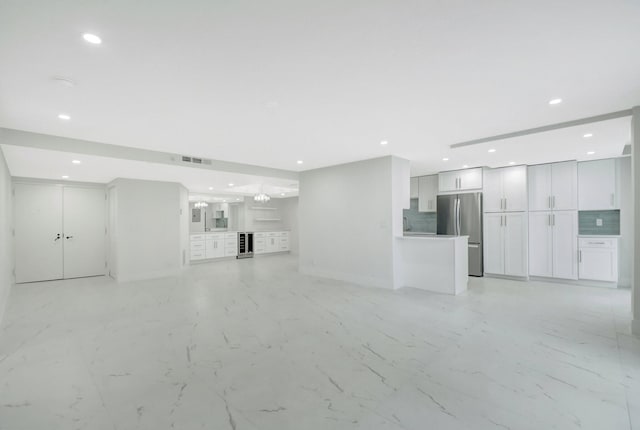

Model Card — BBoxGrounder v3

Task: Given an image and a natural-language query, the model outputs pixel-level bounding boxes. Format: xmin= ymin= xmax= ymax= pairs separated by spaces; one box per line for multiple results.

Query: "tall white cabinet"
xmin=483 ymin=166 xmax=528 ymax=277
xmin=578 ymin=158 xmax=619 ymax=210
xmin=528 ymin=161 xmax=578 ymax=280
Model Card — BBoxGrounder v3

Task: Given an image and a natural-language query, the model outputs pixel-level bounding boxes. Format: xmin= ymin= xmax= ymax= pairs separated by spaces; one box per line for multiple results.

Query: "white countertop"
xmin=400 ymin=234 xmax=468 ymax=240
xmin=578 ymin=234 xmax=620 ymax=238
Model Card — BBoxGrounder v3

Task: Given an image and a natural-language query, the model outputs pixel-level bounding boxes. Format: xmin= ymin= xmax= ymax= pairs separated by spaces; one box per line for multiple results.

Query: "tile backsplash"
xmin=403 ymin=198 xmax=437 ymax=233
xmin=578 ymin=210 xmax=620 ymax=235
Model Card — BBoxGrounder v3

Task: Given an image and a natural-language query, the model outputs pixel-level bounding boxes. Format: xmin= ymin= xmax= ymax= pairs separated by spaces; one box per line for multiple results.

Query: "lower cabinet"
xmin=205 ymin=234 xmax=224 ymax=259
xmin=528 ymin=211 xmax=578 ymax=280
xmin=484 ymin=212 xmax=528 ymax=277
xmin=578 ymin=238 xmax=618 ymax=282
xmin=256 ymin=231 xmax=290 ymax=254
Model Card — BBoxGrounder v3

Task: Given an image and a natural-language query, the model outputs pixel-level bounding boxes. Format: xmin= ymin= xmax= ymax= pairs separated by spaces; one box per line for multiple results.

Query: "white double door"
xmin=14 ymin=183 xmax=106 ymax=283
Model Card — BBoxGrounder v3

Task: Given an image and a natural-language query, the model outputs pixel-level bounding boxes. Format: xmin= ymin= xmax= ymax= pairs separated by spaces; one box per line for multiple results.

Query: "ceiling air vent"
xmin=180 ymin=155 xmax=212 ymax=165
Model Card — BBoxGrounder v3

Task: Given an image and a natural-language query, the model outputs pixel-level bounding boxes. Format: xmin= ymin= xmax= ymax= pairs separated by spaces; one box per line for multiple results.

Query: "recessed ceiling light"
xmin=61 ymin=175 xmax=69 ymax=179
xmin=548 ymin=98 xmax=563 ymax=105
xmin=583 ymin=133 xmax=593 ymax=138
xmin=236 ymin=198 xmax=241 ymax=201
xmin=442 ymin=158 xmax=449 ymax=161
xmin=208 ymin=187 xmax=213 ymax=190
xmin=462 ymin=165 xmax=469 ymax=168
xmin=223 ymin=199 xmax=226 ymax=202
xmin=509 ymin=161 xmax=516 ymax=165
xmin=58 ymin=114 xmax=71 ymax=120
xmin=587 ymin=151 xmax=596 ymax=155
xmin=488 ymin=149 xmax=496 ymax=153
xmin=71 ymin=160 xmax=81 ymax=164
xmin=82 ymin=33 xmax=102 ymax=44
xmin=380 ymin=140 xmax=388 ymax=146
xmin=281 ymin=193 xmax=285 ymax=196
xmin=228 ymin=183 xmax=234 ymax=187
xmin=297 ymin=160 xmax=303 ymax=164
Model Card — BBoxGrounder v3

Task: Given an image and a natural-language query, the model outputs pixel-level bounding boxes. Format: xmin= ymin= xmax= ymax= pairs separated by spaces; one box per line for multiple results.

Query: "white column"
xmin=632 ymin=106 xmax=640 ymax=335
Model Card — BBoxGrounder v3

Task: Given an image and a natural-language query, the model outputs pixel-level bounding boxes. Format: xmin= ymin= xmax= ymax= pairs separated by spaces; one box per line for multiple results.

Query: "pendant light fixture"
xmin=253 ymin=184 xmax=270 ymax=202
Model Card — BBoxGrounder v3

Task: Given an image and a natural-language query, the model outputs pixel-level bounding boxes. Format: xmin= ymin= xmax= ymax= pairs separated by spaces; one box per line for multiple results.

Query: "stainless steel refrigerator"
xmin=437 ymin=192 xmax=483 ymax=276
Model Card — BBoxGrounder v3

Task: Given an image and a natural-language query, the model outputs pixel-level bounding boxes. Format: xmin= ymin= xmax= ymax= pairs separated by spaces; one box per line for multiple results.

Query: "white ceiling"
xmin=0 ymin=1 xmax=639 ymax=176
xmin=0 ymin=145 xmax=299 ymax=197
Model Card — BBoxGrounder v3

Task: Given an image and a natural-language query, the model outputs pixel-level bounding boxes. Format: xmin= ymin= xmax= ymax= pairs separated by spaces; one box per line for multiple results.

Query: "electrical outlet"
xmin=596 ymin=218 xmax=603 ymax=227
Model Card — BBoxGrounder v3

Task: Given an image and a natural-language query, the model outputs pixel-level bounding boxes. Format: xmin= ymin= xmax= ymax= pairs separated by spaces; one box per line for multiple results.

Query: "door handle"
xmin=504 ymin=198 xmax=507 ymax=211
xmin=504 ymin=215 xmax=507 ymax=226
xmin=548 ymin=214 xmax=551 ymax=226
xmin=552 ymin=195 xmax=556 ymax=208
xmin=579 ymin=250 xmax=582 ymax=263
xmin=65 ymin=235 xmax=74 ymax=239
xmin=548 ymin=196 xmax=551 ymax=209
xmin=54 ymin=233 xmax=61 ymax=241
xmin=552 ymin=214 xmax=555 ymax=226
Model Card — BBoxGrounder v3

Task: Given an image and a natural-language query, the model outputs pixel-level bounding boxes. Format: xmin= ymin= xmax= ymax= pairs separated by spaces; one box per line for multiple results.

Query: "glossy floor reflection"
xmin=1 ymin=254 xmax=638 ymax=430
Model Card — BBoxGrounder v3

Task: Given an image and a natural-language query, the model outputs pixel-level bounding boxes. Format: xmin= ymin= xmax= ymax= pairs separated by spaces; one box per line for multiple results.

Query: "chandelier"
xmin=253 ymin=193 xmax=270 ymax=203
xmin=194 ymin=201 xmax=209 ymax=208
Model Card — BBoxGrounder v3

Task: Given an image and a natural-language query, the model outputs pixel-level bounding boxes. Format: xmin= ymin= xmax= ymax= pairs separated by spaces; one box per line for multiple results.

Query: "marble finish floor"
xmin=0 ymin=254 xmax=638 ymax=430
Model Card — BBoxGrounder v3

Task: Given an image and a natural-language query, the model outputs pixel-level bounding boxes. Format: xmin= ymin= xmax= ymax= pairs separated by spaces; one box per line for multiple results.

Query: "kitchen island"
xmin=395 ymin=234 xmax=468 ymax=295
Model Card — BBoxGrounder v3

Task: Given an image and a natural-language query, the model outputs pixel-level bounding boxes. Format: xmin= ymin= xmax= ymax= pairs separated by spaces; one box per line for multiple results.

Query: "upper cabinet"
xmin=483 ymin=166 xmax=527 ymax=212
xmin=418 ymin=175 xmax=438 ymax=212
xmin=410 ymin=177 xmax=419 ymax=199
xmin=438 ymin=168 xmax=482 ymax=193
xmin=578 ymin=159 xmax=619 ymax=210
xmin=528 ymin=161 xmax=577 ymax=211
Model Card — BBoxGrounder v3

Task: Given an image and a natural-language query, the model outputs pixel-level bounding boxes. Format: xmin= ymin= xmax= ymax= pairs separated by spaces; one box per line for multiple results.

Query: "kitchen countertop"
xmin=578 ymin=234 xmax=620 ymax=238
xmin=401 ymin=233 xmax=466 ymax=240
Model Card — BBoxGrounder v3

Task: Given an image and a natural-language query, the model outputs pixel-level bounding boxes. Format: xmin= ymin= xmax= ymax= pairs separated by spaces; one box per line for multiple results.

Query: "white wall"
xmin=242 ymin=196 xmax=290 ymax=232
xmin=280 ymin=197 xmax=299 ymax=254
xmin=179 ymin=186 xmax=189 ymax=268
xmin=108 ymin=178 xmax=183 ymax=282
xmin=0 ymin=147 xmax=13 ymax=323
xmin=299 ymin=156 xmax=409 ymax=289
xmin=618 ymin=157 xmax=632 ymax=288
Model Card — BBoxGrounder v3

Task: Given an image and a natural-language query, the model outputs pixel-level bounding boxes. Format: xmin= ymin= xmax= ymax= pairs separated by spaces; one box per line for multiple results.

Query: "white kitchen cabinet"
xmin=578 ymin=159 xmax=618 ymax=210
xmin=528 ymin=212 xmax=553 ymax=277
xmin=528 ymin=161 xmax=577 ymax=211
xmin=418 ymin=175 xmax=438 ymax=212
xmin=484 ymin=214 xmax=505 ymax=275
xmin=254 ymin=232 xmax=267 ymax=254
xmin=205 ymin=234 xmax=224 ymax=259
xmin=578 ymin=237 xmax=618 ymax=282
xmin=484 ymin=212 xmax=528 ymax=277
xmin=438 ymin=168 xmax=482 ymax=193
xmin=410 ymin=177 xmax=419 ymax=199
xmin=266 ymin=234 xmax=280 ymax=253
xmin=483 ymin=166 xmax=527 ymax=212
xmin=529 ymin=211 xmax=577 ymax=280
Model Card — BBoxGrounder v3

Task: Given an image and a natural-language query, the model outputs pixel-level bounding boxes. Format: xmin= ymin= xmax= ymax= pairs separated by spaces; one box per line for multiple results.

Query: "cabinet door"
xmin=578 ymin=159 xmax=617 ymax=210
xmin=502 ymin=166 xmax=527 ymax=212
xmin=418 ymin=175 xmax=437 ymax=212
xmin=459 ymin=168 xmax=482 ymax=190
xmin=438 ymin=171 xmax=458 ymax=192
xmin=528 ymin=212 xmax=553 ymax=277
xmin=410 ymin=177 xmax=419 ymax=199
xmin=266 ymin=236 xmax=279 ymax=253
xmin=504 ymin=213 xmax=528 ymax=277
xmin=551 ymin=161 xmax=577 ymax=210
xmin=205 ymin=238 xmax=215 ymax=258
xmin=483 ymin=213 xmax=505 ymax=275
xmin=528 ymin=164 xmax=552 ymax=211
xmin=579 ymin=248 xmax=616 ymax=282
xmin=551 ymin=211 xmax=578 ymax=280
xmin=483 ymin=168 xmax=503 ymax=213
xmin=214 ymin=239 xmax=225 ymax=258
